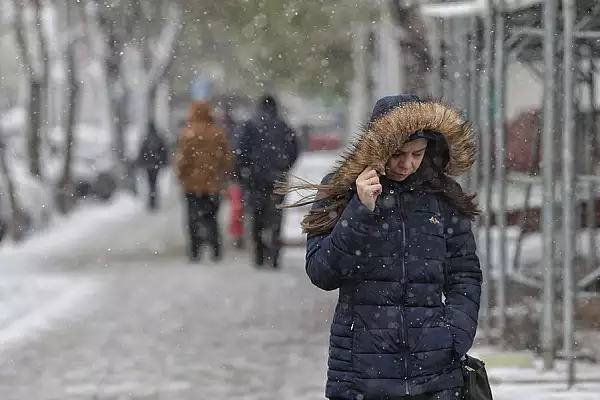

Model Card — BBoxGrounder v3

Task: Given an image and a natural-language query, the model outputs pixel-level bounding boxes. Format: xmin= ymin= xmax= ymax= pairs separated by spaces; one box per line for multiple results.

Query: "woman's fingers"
xmin=372 ymin=184 xmax=383 ymax=196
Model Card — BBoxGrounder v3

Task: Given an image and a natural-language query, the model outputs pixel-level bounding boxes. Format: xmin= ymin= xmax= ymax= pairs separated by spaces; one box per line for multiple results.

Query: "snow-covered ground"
xmin=0 ymin=171 xmax=180 ymax=265
xmin=0 ymin=273 xmax=100 ymax=354
xmin=0 ymin=171 xmax=179 ymax=353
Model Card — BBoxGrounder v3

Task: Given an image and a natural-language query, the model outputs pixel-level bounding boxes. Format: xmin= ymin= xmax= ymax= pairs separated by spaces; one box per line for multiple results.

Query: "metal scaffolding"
xmin=417 ymin=0 xmax=600 ymax=386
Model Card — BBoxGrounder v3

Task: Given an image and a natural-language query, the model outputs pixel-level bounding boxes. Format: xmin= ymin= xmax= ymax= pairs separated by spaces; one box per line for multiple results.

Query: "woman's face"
xmin=385 ymin=138 xmax=428 ymax=181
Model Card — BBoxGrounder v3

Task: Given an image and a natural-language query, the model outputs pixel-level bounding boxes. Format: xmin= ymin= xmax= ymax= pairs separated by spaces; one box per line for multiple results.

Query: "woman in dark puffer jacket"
xmin=284 ymin=95 xmax=482 ymax=400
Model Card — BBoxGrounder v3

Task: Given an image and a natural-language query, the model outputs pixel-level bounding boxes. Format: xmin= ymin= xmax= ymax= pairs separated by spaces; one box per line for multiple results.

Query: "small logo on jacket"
xmin=429 ymin=216 xmax=439 ymax=225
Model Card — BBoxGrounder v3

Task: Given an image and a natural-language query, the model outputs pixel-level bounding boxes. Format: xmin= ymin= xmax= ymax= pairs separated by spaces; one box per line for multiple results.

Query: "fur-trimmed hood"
xmin=328 ymin=98 xmax=475 ymax=192
xmin=278 ymin=96 xmax=479 ymax=236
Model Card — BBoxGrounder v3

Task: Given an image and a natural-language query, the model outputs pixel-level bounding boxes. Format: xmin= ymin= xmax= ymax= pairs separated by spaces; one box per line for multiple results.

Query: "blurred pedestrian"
xmin=175 ymin=101 xmax=233 ymax=262
xmin=137 ymin=121 xmax=169 ymax=211
xmin=237 ymin=94 xmax=299 ymax=269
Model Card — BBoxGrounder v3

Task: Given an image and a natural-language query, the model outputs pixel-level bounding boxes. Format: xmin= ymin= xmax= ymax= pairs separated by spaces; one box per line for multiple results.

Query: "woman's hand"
xmin=356 ymin=167 xmax=382 ymax=211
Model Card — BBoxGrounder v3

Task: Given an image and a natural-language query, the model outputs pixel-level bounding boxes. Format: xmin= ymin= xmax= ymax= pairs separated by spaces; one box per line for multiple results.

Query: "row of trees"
xmin=0 ymin=0 xmax=181 ymax=242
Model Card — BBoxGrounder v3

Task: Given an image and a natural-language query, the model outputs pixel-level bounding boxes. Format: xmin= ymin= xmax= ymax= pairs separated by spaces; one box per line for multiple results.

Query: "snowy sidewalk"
xmin=0 ymin=249 xmax=336 ymax=400
xmin=0 ymin=173 xmax=189 ymax=269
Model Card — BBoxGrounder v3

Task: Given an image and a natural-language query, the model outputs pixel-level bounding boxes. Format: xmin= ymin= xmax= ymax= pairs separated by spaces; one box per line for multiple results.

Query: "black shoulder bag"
xmin=460 ymin=353 xmax=494 ymax=400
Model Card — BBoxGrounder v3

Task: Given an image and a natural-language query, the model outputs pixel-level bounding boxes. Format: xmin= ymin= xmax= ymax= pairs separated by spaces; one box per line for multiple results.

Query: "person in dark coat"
xmin=282 ymin=95 xmax=482 ymax=399
xmin=138 ymin=121 xmax=169 ymax=211
xmin=237 ymin=94 xmax=299 ymax=269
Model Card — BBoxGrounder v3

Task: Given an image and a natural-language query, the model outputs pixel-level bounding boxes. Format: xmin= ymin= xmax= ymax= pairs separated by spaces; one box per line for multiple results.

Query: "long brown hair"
xmin=277 ymin=175 xmax=354 ymax=235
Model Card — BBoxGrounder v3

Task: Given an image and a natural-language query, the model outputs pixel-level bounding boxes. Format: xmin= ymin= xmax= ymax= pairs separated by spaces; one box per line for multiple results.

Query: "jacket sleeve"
xmin=305 ymin=174 xmax=382 ymax=291
xmin=443 ymin=207 xmax=482 ymax=358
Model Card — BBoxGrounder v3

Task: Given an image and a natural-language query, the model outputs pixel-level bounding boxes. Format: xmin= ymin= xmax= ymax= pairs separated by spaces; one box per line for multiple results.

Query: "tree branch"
xmin=11 ymin=0 xmax=36 ymax=79
xmin=24 ymin=0 xmax=47 ymax=81
xmin=146 ymin=3 xmax=181 ymax=90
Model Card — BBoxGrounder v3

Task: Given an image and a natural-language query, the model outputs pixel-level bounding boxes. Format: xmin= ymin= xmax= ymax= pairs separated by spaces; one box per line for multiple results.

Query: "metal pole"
xmin=493 ymin=3 xmax=507 ymax=346
xmin=455 ymin=18 xmax=469 ymax=189
xmin=429 ymin=18 xmax=443 ymax=98
xmin=480 ymin=0 xmax=494 ymax=343
xmin=562 ymin=0 xmax=576 ymax=387
xmin=585 ymin=46 xmax=597 ymax=286
xmin=349 ymin=22 xmax=370 ymax=139
xmin=442 ymin=18 xmax=453 ymax=100
xmin=456 ymin=18 xmax=470 ymax=111
xmin=468 ymin=15 xmax=480 ymax=197
xmin=541 ymin=0 xmax=557 ymax=370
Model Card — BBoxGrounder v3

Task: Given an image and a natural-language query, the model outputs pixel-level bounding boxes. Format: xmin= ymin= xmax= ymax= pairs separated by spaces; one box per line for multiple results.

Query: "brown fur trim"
xmin=328 ymin=100 xmax=474 ymax=193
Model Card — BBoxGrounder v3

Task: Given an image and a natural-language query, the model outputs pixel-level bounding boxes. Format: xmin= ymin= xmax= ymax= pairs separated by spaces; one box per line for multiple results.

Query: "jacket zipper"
xmin=399 ymin=193 xmax=409 ymax=395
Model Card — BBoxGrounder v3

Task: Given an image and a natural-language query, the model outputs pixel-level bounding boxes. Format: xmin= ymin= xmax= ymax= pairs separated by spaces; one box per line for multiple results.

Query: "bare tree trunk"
xmin=0 ymin=140 xmax=25 ymax=242
xmin=12 ymin=0 xmax=48 ymax=179
xmin=142 ymin=3 xmax=182 ymax=134
xmin=56 ymin=44 xmax=80 ymax=214
xmin=28 ymin=79 xmax=43 ymax=177
xmin=54 ymin=0 xmax=86 ymax=214
xmin=34 ymin=0 xmax=50 ymax=149
xmin=83 ymin=0 xmax=127 ymax=176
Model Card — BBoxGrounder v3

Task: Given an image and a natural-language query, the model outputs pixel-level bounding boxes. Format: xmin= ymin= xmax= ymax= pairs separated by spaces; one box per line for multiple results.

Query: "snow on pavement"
xmin=0 ymin=171 xmax=184 ymax=268
xmin=494 ymin=384 xmax=600 ymax=399
xmin=0 ymin=273 xmax=102 ymax=354
xmin=0 ymin=250 xmax=337 ymax=400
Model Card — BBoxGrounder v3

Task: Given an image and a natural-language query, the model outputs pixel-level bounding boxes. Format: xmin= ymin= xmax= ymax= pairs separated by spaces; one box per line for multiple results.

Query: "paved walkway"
xmin=0 ymin=249 xmax=336 ymax=400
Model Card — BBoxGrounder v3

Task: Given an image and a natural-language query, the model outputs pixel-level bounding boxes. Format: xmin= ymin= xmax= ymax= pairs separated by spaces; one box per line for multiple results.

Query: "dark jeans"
xmin=185 ymin=193 xmax=221 ymax=260
xmin=146 ymin=167 xmax=160 ymax=210
xmin=331 ymin=388 xmax=462 ymax=400
xmin=245 ymin=184 xmax=285 ymax=267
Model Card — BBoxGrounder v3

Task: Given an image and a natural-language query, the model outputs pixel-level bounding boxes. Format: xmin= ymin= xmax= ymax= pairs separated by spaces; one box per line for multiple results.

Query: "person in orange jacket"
xmin=175 ymin=101 xmax=233 ymax=262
